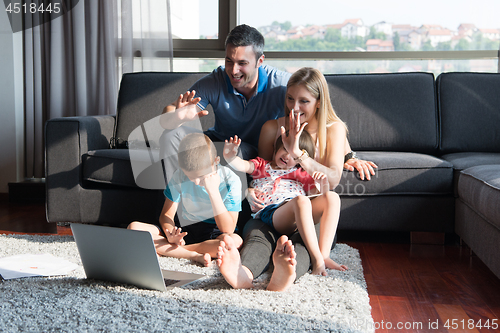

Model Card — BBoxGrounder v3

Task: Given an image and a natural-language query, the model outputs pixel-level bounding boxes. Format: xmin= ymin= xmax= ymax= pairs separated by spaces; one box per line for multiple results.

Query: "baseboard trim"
xmin=410 ymin=231 xmax=445 ymax=245
xmin=8 ymin=179 xmax=46 ymax=203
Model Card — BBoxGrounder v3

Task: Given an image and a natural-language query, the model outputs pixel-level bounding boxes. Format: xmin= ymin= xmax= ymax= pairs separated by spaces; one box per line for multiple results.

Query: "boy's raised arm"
xmin=159 ymin=90 xmax=208 ymax=129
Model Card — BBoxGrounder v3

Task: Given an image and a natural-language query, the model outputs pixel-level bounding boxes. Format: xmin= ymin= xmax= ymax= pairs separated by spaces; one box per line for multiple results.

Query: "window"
xmin=171 ymin=0 xmax=218 ymax=39
xmin=171 ymin=0 xmax=499 ymax=74
xmin=239 ymin=0 xmax=500 ymax=52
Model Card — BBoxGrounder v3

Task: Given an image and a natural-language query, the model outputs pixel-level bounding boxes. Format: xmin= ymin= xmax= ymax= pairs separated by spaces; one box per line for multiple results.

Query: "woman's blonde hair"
xmin=285 ymin=67 xmax=346 ymax=162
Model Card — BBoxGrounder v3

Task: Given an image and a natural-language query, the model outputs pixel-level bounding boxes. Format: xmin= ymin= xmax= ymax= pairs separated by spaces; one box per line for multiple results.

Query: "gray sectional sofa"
xmin=45 ymin=71 xmax=500 ymax=278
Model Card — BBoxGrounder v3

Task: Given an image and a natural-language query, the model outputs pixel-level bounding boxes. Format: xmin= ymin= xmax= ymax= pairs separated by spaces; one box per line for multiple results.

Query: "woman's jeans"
xmin=240 ymin=218 xmax=337 ymax=280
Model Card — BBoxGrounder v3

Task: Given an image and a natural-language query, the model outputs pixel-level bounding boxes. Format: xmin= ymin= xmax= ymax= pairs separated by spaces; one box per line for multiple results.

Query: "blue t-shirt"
xmin=190 ymin=65 xmax=291 ymax=149
xmin=164 ymin=165 xmax=242 ymax=225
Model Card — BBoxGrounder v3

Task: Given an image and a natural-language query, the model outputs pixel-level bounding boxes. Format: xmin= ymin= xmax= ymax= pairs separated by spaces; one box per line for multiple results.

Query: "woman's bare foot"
xmin=325 ymin=257 xmax=348 ymax=271
xmin=267 ymin=235 xmax=297 ymax=292
xmin=216 ymin=235 xmax=254 ymax=289
xmin=193 ymin=253 xmax=212 ymax=267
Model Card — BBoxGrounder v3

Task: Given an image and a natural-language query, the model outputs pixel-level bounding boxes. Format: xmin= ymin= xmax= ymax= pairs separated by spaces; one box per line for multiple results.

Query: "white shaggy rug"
xmin=0 ymin=234 xmax=374 ymax=332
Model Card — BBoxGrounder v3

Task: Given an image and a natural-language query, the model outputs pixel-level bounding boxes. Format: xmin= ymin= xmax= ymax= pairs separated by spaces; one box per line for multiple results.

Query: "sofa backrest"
xmin=437 ymin=72 xmax=500 ymax=154
xmin=114 ymin=72 xmax=213 ymax=144
xmin=325 ymin=72 xmax=438 ymax=154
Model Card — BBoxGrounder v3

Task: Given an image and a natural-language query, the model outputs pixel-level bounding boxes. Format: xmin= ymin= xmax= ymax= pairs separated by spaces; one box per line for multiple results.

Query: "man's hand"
xmin=344 ymin=158 xmax=378 ymax=181
xmin=223 ymin=136 xmax=241 ymax=163
xmin=166 ymin=226 xmax=187 ymax=246
xmin=312 ymin=171 xmax=329 ymax=194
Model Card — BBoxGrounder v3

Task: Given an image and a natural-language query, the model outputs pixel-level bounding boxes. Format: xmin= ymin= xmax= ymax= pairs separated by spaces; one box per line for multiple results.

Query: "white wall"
xmin=0 ymin=9 xmax=23 ymax=193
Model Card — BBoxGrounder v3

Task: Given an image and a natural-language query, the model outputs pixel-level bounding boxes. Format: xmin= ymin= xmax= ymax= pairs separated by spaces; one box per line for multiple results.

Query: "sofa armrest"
xmin=45 ymin=115 xmax=116 ymax=222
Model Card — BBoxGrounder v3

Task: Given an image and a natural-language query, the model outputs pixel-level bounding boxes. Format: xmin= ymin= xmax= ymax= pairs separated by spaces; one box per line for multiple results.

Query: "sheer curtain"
xmin=23 ymin=0 xmax=173 ymax=178
xmin=119 ymin=0 xmax=173 ymax=74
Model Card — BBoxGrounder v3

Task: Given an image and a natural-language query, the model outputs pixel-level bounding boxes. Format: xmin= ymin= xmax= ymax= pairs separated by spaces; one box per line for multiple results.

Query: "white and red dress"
xmin=250 ymin=157 xmax=316 ymax=219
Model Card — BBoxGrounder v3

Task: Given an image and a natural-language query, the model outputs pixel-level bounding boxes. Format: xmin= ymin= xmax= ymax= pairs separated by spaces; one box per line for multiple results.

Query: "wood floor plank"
xmin=434 ymin=304 xmax=480 ymax=333
xmin=418 ymin=269 xmax=461 ymax=305
xmin=369 ymin=295 xmax=387 ymax=333
xmin=399 ymin=270 xmax=449 ymax=333
xmin=378 ymin=296 xmax=420 ymax=332
xmin=0 ymin=201 xmax=55 ymax=234
xmin=459 ymin=304 xmax=499 ymax=333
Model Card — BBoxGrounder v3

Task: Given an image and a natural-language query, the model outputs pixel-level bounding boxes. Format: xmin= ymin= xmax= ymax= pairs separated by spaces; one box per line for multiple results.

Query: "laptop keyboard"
xmin=164 ymin=278 xmax=181 ymax=287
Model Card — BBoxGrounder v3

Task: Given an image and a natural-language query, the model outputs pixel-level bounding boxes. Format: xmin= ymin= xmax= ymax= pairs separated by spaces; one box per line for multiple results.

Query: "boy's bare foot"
xmin=325 ymin=257 xmax=348 ymax=271
xmin=192 ymin=253 xmax=212 ymax=267
xmin=216 ymin=235 xmax=254 ymax=289
xmin=267 ymin=235 xmax=297 ymax=292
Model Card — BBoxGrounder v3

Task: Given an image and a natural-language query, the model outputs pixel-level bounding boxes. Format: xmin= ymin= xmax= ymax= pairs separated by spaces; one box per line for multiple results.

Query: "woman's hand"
xmin=166 ymin=226 xmax=187 ymax=246
xmin=344 ymin=158 xmax=378 ymax=181
xmin=280 ymin=109 xmax=308 ymax=159
xmin=223 ymin=136 xmax=241 ymax=163
xmin=246 ymin=188 xmax=265 ymax=213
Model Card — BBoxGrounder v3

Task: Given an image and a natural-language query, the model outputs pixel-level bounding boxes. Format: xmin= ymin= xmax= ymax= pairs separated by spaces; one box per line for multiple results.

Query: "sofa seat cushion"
xmin=441 ymin=152 xmax=500 ymax=171
xmin=337 ymin=151 xmax=454 ymax=196
xmin=457 ymin=165 xmax=500 ymax=230
xmin=82 ymin=149 xmax=137 ymax=188
xmin=440 ymin=152 xmax=500 ymax=195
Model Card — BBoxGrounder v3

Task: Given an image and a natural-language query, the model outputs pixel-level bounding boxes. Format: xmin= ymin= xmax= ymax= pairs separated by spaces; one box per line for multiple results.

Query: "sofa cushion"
xmin=441 ymin=152 xmax=500 ymax=171
xmin=337 ymin=151 xmax=453 ymax=196
xmin=437 ymin=72 xmax=500 ymax=154
xmin=440 ymin=152 xmax=500 ymax=195
xmin=325 ymin=72 xmax=438 ymax=154
xmin=82 ymin=150 xmax=137 ymax=188
xmin=114 ymin=72 xmax=213 ymax=146
xmin=457 ymin=165 xmax=500 ymax=230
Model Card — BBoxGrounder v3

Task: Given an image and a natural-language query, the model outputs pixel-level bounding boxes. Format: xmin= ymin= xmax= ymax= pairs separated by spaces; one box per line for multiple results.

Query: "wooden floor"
xmin=1 ymin=199 xmax=500 ymax=332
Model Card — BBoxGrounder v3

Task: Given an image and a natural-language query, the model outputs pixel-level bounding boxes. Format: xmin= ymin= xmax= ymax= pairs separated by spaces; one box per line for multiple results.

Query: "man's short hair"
xmin=225 ymin=24 xmax=264 ymax=61
xmin=178 ymin=133 xmax=217 ymax=172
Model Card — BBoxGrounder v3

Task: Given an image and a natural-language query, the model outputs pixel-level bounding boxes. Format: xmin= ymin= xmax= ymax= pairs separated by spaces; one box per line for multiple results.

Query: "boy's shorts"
xmin=157 ymin=221 xmax=223 ymax=245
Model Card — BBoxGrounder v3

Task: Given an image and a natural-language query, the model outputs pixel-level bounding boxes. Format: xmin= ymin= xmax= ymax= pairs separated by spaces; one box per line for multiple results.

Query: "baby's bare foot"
xmin=216 ymin=235 xmax=253 ymax=289
xmin=267 ymin=235 xmax=297 ymax=292
xmin=325 ymin=257 xmax=348 ymax=271
xmin=311 ymin=260 xmax=328 ymax=276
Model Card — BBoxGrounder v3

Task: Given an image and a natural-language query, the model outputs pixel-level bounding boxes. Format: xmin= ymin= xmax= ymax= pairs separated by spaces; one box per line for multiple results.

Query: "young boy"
xmin=128 ymin=133 xmax=242 ymax=266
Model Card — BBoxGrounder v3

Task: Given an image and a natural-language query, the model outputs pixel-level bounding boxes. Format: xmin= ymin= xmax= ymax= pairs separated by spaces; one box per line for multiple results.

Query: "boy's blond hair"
xmin=178 ymin=133 xmax=217 ymax=172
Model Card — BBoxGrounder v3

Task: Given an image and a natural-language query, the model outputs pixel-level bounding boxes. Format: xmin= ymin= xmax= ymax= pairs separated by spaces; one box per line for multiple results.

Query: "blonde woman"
xmin=218 ymin=67 xmax=377 ymax=291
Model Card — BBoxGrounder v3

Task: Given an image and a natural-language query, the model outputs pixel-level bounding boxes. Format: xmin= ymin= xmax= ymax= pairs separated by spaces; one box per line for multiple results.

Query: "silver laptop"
xmin=71 ymin=223 xmax=205 ymax=292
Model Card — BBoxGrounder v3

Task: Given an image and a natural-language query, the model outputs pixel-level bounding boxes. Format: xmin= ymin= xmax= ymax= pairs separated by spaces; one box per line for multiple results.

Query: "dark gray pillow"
xmin=437 ymin=72 xmax=500 ymax=154
xmin=326 ymin=72 xmax=438 ymax=154
xmin=114 ymin=72 xmax=212 ymax=146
